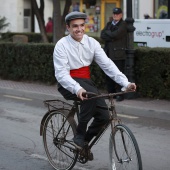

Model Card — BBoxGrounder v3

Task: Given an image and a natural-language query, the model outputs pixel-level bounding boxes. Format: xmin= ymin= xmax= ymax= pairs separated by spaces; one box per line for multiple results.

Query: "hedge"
xmin=0 ymin=42 xmax=170 ymax=99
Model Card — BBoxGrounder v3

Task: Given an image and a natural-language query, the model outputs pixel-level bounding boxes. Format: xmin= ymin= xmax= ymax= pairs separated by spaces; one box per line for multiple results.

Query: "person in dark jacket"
xmin=101 ymin=7 xmax=127 ymax=101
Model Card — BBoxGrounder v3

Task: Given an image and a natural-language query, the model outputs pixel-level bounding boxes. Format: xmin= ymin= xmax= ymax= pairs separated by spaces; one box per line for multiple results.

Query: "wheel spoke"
xmin=109 ymin=124 xmax=142 ymax=170
xmin=42 ymin=111 xmax=78 ymax=170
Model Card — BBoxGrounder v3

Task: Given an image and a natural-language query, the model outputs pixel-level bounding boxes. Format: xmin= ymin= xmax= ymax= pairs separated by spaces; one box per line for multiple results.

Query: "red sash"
xmin=70 ymin=66 xmax=90 ymax=79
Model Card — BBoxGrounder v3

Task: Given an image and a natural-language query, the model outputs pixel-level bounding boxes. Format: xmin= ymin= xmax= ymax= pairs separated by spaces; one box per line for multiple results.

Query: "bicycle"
xmin=40 ymin=91 xmax=142 ymax=170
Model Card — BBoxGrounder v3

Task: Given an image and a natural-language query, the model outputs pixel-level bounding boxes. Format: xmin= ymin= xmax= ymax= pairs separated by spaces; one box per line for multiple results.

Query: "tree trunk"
xmin=62 ymin=0 xmax=72 ymax=29
xmin=53 ymin=0 xmax=72 ymax=43
xmin=31 ymin=0 xmax=48 ymax=43
xmin=53 ymin=0 xmax=63 ymax=43
xmin=39 ymin=0 xmax=45 ymax=26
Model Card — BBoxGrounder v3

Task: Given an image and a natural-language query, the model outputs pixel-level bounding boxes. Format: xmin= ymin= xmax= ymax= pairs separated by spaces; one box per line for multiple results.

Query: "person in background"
xmin=72 ymin=2 xmax=80 ymax=12
xmin=100 ymin=7 xmax=127 ymax=102
xmin=45 ymin=17 xmax=53 ymax=33
xmin=53 ymin=11 xmax=136 ymax=153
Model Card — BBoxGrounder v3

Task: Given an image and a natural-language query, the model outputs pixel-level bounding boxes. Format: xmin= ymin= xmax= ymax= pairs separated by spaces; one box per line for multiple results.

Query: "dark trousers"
xmin=106 ymin=60 xmax=125 ymax=93
xmin=58 ymin=78 xmax=110 ymax=140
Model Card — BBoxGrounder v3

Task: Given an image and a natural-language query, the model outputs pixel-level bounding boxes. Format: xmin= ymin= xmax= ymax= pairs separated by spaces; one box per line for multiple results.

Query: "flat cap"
xmin=113 ymin=7 xmax=122 ymax=14
xmin=65 ymin=11 xmax=87 ymax=23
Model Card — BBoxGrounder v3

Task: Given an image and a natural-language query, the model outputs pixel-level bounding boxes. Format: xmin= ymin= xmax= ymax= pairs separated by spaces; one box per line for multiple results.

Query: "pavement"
xmin=0 ymin=79 xmax=170 ymax=120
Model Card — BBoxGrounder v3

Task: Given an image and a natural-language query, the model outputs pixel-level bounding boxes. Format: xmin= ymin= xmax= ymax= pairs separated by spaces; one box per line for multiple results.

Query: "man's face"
xmin=66 ymin=19 xmax=85 ymax=42
xmin=113 ymin=13 xmax=123 ymax=21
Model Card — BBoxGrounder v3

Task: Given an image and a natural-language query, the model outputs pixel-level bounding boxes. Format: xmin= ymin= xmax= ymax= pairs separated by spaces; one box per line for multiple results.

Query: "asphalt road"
xmin=0 ymin=93 xmax=170 ymax=170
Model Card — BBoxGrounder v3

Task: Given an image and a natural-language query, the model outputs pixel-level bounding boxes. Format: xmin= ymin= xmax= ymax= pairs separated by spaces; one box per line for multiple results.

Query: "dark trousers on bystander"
xmin=106 ymin=60 xmax=125 ymax=101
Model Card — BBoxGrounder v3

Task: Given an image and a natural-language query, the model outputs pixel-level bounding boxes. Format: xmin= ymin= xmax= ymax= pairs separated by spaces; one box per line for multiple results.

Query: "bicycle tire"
xmin=109 ymin=124 xmax=142 ymax=170
xmin=42 ymin=109 xmax=78 ymax=170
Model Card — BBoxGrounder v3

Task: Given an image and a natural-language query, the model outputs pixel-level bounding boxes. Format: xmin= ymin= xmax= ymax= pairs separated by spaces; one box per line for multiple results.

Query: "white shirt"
xmin=112 ymin=20 xmax=119 ymax=25
xmin=53 ymin=34 xmax=130 ymax=95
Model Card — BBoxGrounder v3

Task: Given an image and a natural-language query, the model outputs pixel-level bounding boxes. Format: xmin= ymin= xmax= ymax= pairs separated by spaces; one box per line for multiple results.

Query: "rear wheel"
xmin=42 ymin=110 xmax=78 ymax=170
xmin=109 ymin=124 xmax=142 ymax=170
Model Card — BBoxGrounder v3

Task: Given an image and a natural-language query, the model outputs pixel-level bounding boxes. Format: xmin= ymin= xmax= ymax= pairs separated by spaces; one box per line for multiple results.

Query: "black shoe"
xmin=73 ymin=135 xmax=85 ymax=150
xmin=116 ymin=95 xmax=124 ymax=102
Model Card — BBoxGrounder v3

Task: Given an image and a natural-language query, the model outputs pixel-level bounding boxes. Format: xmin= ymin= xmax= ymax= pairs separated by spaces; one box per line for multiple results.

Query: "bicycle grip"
xmin=82 ymin=92 xmax=98 ymax=98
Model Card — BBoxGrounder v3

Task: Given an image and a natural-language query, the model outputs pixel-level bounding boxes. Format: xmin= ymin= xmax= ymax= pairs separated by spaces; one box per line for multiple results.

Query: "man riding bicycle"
xmin=53 ymin=11 xmax=136 ymax=152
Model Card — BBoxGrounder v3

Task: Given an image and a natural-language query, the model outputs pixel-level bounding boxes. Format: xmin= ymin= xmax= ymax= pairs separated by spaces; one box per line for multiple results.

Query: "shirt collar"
xmin=80 ymin=36 xmax=85 ymax=45
xmin=68 ymin=34 xmax=85 ymax=47
xmin=112 ymin=20 xmax=119 ymax=25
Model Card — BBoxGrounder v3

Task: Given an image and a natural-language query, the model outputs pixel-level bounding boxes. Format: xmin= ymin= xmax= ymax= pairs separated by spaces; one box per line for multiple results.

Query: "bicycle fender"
xmin=40 ymin=110 xmax=53 ymax=136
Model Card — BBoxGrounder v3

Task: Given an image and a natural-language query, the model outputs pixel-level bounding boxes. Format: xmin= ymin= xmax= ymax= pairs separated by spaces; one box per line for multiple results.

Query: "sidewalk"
xmin=0 ymin=79 xmax=170 ymax=120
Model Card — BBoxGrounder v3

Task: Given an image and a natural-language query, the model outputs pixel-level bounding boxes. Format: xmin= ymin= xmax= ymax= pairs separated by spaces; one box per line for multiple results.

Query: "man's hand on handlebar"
xmin=126 ymin=83 xmax=136 ymax=92
xmin=77 ymin=83 xmax=136 ymax=100
xmin=77 ymin=88 xmax=87 ymax=100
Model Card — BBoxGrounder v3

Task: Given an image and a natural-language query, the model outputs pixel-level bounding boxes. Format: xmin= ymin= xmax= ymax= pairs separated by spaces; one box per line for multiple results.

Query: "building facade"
xmin=0 ymin=0 xmax=168 ymax=36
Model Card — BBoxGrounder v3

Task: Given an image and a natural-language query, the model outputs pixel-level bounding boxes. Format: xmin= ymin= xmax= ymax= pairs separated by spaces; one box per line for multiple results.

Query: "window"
xmin=24 ymin=9 xmax=31 ymax=17
xmin=155 ymin=0 xmax=168 ymax=19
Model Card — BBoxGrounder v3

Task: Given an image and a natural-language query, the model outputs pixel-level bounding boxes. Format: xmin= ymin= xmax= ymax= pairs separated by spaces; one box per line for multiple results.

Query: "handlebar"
xmin=82 ymin=91 xmax=135 ymax=100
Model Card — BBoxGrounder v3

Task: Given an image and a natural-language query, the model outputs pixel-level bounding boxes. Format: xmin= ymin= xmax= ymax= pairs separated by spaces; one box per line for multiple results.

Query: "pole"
xmin=125 ymin=0 xmax=137 ymax=99
xmin=126 ymin=0 xmax=132 ymax=17
xmin=53 ymin=0 xmax=57 ymax=43
xmin=168 ymin=0 xmax=170 ymax=19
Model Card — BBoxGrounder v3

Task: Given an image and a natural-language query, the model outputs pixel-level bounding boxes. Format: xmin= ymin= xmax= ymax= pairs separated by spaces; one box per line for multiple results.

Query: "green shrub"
xmin=0 ymin=32 xmax=53 ymax=43
xmin=0 ymin=43 xmax=55 ymax=84
xmin=134 ymin=47 xmax=170 ymax=99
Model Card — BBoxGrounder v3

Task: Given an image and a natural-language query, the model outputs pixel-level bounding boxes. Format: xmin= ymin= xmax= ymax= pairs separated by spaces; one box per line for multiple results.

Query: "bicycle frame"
xmin=70 ymin=92 xmax=136 ymax=164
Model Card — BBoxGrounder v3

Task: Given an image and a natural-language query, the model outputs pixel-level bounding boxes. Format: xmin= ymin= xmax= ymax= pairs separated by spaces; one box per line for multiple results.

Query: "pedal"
xmin=79 ymin=147 xmax=94 ymax=161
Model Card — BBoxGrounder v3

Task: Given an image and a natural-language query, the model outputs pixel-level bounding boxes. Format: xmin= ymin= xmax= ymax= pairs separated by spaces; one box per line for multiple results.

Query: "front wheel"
xmin=109 ymin=124 xmax=142 ymax=170
xmin=42 ymin=110 xmax=78 ymax=170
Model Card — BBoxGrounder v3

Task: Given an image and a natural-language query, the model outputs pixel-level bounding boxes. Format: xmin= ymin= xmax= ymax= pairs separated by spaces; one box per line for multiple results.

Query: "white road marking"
xmin=30 ymin=154 xmax=48 ymax=161
xmin=3 ymin=95 xmax=32 ymax=101
xmin=118 ymin=113 xmax=138 ymax=119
